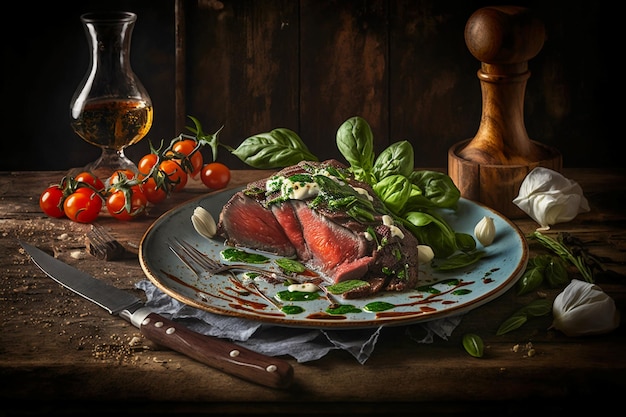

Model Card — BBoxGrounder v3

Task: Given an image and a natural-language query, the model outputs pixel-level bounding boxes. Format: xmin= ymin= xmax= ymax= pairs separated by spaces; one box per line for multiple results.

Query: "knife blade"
xmin=18 ymin=240 xmax=294 ymax=389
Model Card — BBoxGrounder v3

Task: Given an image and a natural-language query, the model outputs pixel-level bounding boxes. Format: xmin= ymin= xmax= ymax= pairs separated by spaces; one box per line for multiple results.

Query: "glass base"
xmin=82 ymin=148 xmax=138 ymax=181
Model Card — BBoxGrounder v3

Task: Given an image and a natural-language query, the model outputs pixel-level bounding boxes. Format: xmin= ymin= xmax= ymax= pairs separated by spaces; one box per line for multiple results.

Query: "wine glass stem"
xmin=86 ymin=147 xmax=138 ymax=179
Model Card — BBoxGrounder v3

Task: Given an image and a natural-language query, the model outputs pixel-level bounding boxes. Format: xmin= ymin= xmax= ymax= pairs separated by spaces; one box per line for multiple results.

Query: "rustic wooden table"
xmin=1 ymin=168 xmax=624 ymax=415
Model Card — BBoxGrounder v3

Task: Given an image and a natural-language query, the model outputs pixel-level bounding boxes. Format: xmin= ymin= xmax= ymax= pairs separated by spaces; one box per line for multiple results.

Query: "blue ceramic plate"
xmin=139 ymin=187 xmax=528 ymax=329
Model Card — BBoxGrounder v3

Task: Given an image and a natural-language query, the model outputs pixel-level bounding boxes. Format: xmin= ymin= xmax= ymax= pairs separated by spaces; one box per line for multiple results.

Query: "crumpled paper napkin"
xmin=136 ymin=280 xmax=462 ymax=364
xmin=513 ymin=167 xmax=590 ymax=230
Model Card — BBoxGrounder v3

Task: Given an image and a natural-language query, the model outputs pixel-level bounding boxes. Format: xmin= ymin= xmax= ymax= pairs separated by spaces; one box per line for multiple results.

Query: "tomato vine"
xmin=39 ymin=116 xmax=230 ymax=223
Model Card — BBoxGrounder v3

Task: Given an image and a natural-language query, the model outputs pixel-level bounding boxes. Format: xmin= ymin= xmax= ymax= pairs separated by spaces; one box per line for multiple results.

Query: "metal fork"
xmin=168 ymin=238 xmax=340 ymax=309
xmin=168 ymin=237 xmax=284 ymax=309
xmin=86 ymin=224 xmax=132 ymax=261
xmin=167 ymin=238 xmax=296 ymax=282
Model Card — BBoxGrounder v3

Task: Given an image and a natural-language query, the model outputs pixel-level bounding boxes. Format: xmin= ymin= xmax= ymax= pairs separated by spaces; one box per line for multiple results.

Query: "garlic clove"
xmin=417 ymin=245 xmax=435 ymax=264
xmin=191 ymin=206 xmax=217 ymax=239
xmin=474 ymin=216 xmax=496 ymax=246
xmin=551 ymin=279 xmax=620 ymax=337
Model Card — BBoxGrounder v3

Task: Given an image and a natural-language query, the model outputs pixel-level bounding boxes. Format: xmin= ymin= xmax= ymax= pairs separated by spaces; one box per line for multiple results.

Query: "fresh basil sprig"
xmin=336 ymin=116 xmax=375 ymax=184
xmin=433 ymin=250 xmax=486 ymax=271
xmin=231 ymin=128 xmax=318 ymax=169
xmin=496 ymin=299 xmax=552 ymax=335
xmin=516 ymin=254 xmax=569 ymax=295
xmin=335 ymin=117 xmax=477 ymax=262
xmin=372 ymin=174 xmax=412 ymax=215
xmin=372 ymin=140 xmax=415 ymax=181
xmin=528 ymin=231 xmax=595 ymax=283
xmin=188 ymin=115 xmax=477 ymax=268
xmin=408 ymin=170 xmax=461 ymax=210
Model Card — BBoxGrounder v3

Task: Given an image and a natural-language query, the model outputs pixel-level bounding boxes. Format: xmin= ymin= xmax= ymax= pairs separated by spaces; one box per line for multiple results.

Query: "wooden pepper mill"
xmin=448 ymin=5 xmax=562 ymax=218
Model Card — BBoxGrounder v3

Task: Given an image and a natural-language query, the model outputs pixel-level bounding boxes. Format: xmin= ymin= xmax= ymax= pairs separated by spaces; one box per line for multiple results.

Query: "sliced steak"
xmin=217 ymin=192 xmax=296 ymax=257
xmin=271 ymin=202 xmax=310 ymax=260
xmin=216 ymin=159 xmax=420 ymax=298
xmin=293 ymin=201 xmax=370 ymax=280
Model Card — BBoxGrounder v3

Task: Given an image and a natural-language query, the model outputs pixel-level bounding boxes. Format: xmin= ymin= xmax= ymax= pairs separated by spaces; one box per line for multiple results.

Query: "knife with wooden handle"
xmin=19 ymin=240 xmax=294 ymax=389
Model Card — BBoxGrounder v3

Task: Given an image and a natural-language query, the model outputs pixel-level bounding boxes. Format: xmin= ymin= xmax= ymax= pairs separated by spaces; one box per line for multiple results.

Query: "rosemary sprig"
xmin=527 ymin=231 xmax=594 ymax=283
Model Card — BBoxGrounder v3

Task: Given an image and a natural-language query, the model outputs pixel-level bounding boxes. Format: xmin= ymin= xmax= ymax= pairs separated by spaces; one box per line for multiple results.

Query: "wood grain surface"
xmin=1 ymin=168 xmax=624 ymax=415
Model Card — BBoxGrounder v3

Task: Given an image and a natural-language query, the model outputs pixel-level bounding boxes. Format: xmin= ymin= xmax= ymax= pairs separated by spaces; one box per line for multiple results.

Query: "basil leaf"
xmin=519 ymin=299 xmax=552 ymax=317
xmin=496 ymin=299 xmax=551 ymax=335
xmin=327 ymin=279 xmax=370 ymax=294
xmin=409 ymin=170 xmax=461 ymax=209
xmin=232 ymin=128 xmax=318 ymax=169
xmin=462 ymin=333 xmax=484 ymax=358
xmin=530 ymin=254 xmax=551 ymax=269
xmin=455 ymin=232 xmax=477 ymax=252
xmin=403 ymin=211 xmax=434 ymax=227
xmin=372 ymin=140 xmax=415 ymax=181
xmin=275 ymin=258 xmax=306 ymax=274
xmin=372 ymin=174 xmax=411 ymax=215
xmin=516 ymin=267 xmax=544 ymax=295
xmin=403 ymin=211 xmax=458 ymax=259
xmin=545 ymin=257 xmax=569 ymax=288
xmin=433 ymin=250 xmax=486 ymax=271
xmin=336 ymin=116 xmax=374 ymax=183
xmin=496 ymin=314 xmax=528 ymax=336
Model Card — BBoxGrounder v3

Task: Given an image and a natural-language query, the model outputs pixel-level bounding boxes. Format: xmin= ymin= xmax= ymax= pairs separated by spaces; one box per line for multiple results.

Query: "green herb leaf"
xmin=363 ymin=301 xmax=395 ymax=312
xmin=433 ymin=250 xmax=486 ymax=271
xmin=545 ymin=257 xmax=569 ymax=288
xmin=220 ymin=248 xmax=269 ymax=264
xmin=372 ymin=140 xmax=415 ymax=181
xmin=372 ymin=174 xmax=411 ymax=215
xmin=232 ymin=128 xmax=318 ymax=169
xmin=516 ymin=267 xmax=544 ymax=295
xmin=336 ymin=116 xmax=375 ymax=183
xmin=408 ymin=170 xmax=461 ymax=210
xmin=528 ymin=231 xmax=594 ymax=283
xmin=462 ymin=333 xmax=484 ymax=358
xmin=326 ymin=279 xmax=370 ymax=294
xmin=521 ymin=299 xmax=552 ymax=317
xmin=496 ymin=299 xmax=551 ymax=335
xmin=275 ymin=258 xmax=306 ymax=274
xmin=496 ymin=315 xmax=528 ymax=336
xmin=455 ymin=232 xmax=477 ymax=252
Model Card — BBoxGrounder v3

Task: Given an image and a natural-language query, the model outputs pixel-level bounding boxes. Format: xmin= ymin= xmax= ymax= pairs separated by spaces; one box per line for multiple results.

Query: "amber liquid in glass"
xmin=71 ymin=98 xmax=153 ymax=150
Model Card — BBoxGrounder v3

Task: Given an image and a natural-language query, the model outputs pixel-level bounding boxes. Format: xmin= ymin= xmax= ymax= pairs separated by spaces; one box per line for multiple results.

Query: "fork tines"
xmin=168 ymin=238 xmax=298 ymax=282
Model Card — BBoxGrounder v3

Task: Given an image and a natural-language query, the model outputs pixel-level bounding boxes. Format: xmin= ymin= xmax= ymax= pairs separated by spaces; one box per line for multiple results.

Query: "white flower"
xmin=513 ymin=167 xmax=590 ymax=231
xmin=551 ymin=279 xmax=620 ymax=337
xmin=474 ymin=216 xmax=496 ymax=246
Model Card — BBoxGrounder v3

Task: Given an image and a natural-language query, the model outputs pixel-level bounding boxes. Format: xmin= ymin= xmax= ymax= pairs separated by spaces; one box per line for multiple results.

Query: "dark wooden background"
xmin=2 ymin=0 xmax=613 ymax=172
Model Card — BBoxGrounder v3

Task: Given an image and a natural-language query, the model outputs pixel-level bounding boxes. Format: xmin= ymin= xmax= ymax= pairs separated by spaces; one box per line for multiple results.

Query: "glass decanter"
xmin=69 ymin=11 xmax=153 ymax=180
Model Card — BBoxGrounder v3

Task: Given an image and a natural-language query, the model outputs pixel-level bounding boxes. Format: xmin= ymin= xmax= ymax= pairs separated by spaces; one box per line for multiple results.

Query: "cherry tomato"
xmin=141 ymin=176 xmax=167 ymax=204
xmin=39 ymin=185 xmax=66 ymax=218
xmin=73 ymin=186 xmax=100 ymax=196
xmin=63 ymin=189 xmax=102 ymax=223
xmin=168 ymin=139 xmax=203 ymax=177
xmin=108 ymin=169 xmax=136 ymax=186
xmin=200 ymin=162 xmax=231 ymax=190
xmin=74 ymin=171 xmax=105 ymax=192
xmin=138 ymin=153 xmax=159 ymax=177
xmin=158 ymin=160 xmax=188 ymax=192
xmin=106 ymin=185 xmax=147 ymax=221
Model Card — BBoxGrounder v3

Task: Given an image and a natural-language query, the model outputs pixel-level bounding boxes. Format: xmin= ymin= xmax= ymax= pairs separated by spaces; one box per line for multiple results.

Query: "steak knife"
xmin=19 ymin=240 xmax=294 ymax=389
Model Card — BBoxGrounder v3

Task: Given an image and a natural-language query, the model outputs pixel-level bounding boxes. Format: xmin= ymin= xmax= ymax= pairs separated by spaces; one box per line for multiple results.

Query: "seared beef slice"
xmin=216 ymin=160 xmax=419 ymax=298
